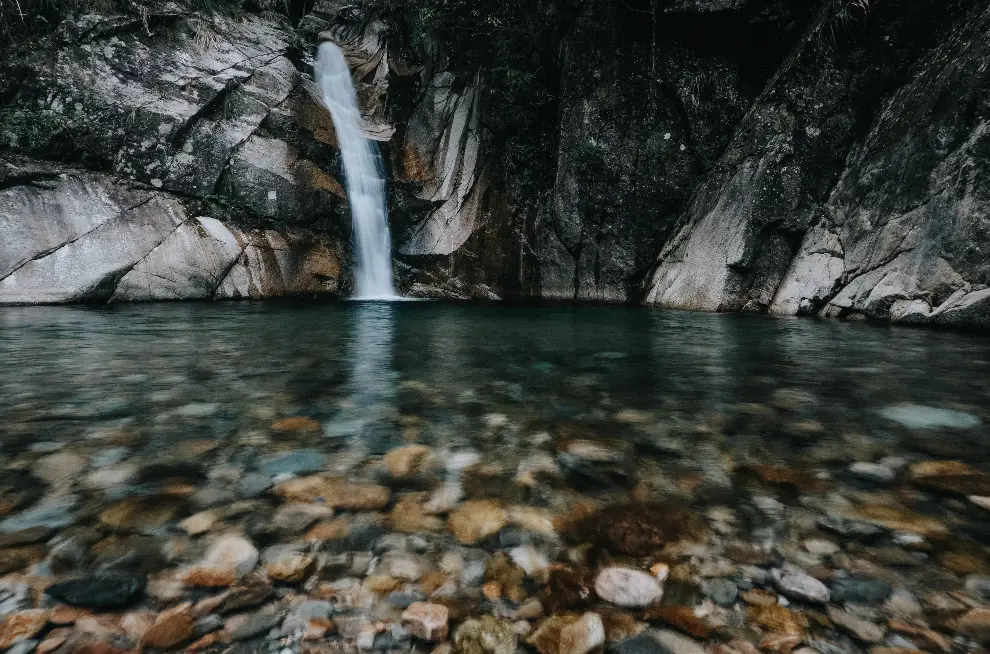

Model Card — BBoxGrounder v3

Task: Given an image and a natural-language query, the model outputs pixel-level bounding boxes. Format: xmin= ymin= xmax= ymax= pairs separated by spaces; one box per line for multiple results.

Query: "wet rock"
xmin=951 ymin=607 xmax=990 ymax=643
xmin=449 ymin=500 xmax=508 ymax=544
xmin=216 ymin=577 xmax=273 ymax=613
xmin=508 ymin=506 xmax=558 ymax=535
xmin=529 ymin=612 xmax=605 ymax=654
xmin=203 ymin=535 xmax=259 ymax=578
xmin=402 ymin=602 xmax=449 ymax=641
xmin=774 ymin=570 xmax=829 ymax=604
xmin=384 ymin=445 xmax=436 ymax=481
xmin=0 ymin=526 xmax=52 ymax=549
xmin=884 ymin=589 xmax=922 ymax=618
xmin=265 ymin=551 xmax=316 ymax=583
xmin=224 ymin=606 xmax=281 ymax=640
xmin=0 ymin=581 xmax=32 ymax=616
xmin=826 ymin=607 xmax=885 ymax=643
xmin=307 ymin=517 xmax=354 ymax=542
xmin=274 ymin=503 xmax=334 ymax=534
xmin=271 ymin=417 xmax=321 ymax=433
xmin=879 ymin=405 xmax=980 ymax=430
xmin=391 ymin=494 xmax=445 ymax=533
xmin=644 ymin=629 xmax=706 ymax=654
xmin=90 ymin=533 xmax=167 ymax=572
xmin=179 ymin=510 xmax=218 ymax=536
xmin=260 ymin=450 xmax=328 ymax=476
xmin=141 ymin=602 xmax=194 ymax=648
xmin=889 ymin=618 xmax=953 ymax=652
xmin=802 ymin=539 xmax=839 ymax=557
xmin=0 ymin=546 xmax=44 ymax=574
xmin=569 ymin=503 xmax=706 ymax=557
xmin=740 ymin=589 xmax=777 ymax=607
xmin=828 ymin=577 xmax=892 ymax=605
xmin=909 ymin=460 xmax=990 ymax=496
xmin=557 ymin=438 xmax=633 ymax=490
xmin=381 ymin=552 xmax=431 ymax=581
xmin=45 ymin=571 xmax=145 ymax=609
xmin=179 ymin=565 xmax=238 ymax=588
xmin=99 ymin=495 xmax=184 ymax=531
xmin=746 ymin=605 xmax=808 ymax=635
xmin=0 ymin=610 xmax=48 ymax=649
xmin=193 ymin=614 xmax=225 ymax=637
xmin=704 ymin=579 xmax=738 ymax=607
xmin=0 ymin=496 xmax=77 ymax=533
xmin=275 ymin=476 xmax=391 ymax=510
xmin=595 ymin=567 xmax=663 ymax=607
xmin=965 ymin=575 xmax=990 ymax=602
xmin=454 ymin=616 xmax=517 ymax=654
xmin=510 ymin=545 xmax=549 ymax=580
xmin=0 ymin=471 xmax=45 ymax=517
xmin=544 ymin=566 xmax=595 ymax=613
xmin=852 ymin=505 xmax=948 ymax=539
xmin=608 ymin=630 xmax=684 ymax=654
xmin=190 ymin=486 xmax=237 ymax=510
xmin=33 ymin=452 xmax=87 ymax=489
xmin=138 ymin=460 xmax=206 ymax=484
xmin=848 ymin=463 xmax=896 ymax=484
xmin=239 ymin=473 xmax=272 ymax=498
xmin=817 ymin=516 xmax=887 ymax=541
xmin=84 ymin=465 xmax=137 ymax=490
xmin=642 ymin=605 xmax=712 ymax=639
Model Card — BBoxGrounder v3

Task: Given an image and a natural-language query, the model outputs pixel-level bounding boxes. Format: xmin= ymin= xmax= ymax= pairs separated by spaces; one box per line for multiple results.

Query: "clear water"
xmin=2 ymin=302 xmax=988 ymax=460
xmin=315 ymin=43 xmax=397 ymax=299
xmin=4 ymin=302 xmax=990 ymax=630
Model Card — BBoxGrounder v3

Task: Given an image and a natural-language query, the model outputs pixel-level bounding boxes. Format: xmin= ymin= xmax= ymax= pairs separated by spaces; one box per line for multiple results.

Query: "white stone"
xmin=775 ymin=569 xmax=830 ymax=603
xmin=802 ymin=539 xmax=840 ymax=556
xmin=509 ymin=545 xmax=548 ymax=579
xmin=560 ymin=613 xmax=605 ymax=654
xmin=203 ymin=535 xmax=259 ymax=577
xmin=594 ymin=567 xmax=663 ymax=607
xmin=848 ymin=462 xmax=896 ymax=483
xmin=878 ymin=404 xmax=980 ymax=429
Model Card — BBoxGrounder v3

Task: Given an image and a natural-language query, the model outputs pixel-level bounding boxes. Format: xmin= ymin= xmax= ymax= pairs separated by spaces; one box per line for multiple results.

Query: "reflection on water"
xmin=2 ymin=303 xmax=990 ymax=452
xmin=344 ymin=301 xmax=398 ymax=455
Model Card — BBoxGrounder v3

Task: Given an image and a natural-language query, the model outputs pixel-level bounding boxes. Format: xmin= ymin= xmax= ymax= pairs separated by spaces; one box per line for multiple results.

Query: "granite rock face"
xmin=0 ymin=158 xmax=344 ymax=304
xmin=644 ymin=0 xmax=990 ymax=328
xmin=3 ymin=0 xmax=990 ymax=327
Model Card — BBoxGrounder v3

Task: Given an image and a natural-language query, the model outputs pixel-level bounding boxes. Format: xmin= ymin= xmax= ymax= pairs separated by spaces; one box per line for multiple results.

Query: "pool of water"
xmin=3 ymin=301 xmax=989 ymax=456
xmin=2 ymin=301 xmax=990 ymax=651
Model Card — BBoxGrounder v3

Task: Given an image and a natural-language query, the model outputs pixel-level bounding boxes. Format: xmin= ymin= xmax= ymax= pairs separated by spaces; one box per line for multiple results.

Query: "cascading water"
xmin=315 ymin=41 xmax=397 ymax=299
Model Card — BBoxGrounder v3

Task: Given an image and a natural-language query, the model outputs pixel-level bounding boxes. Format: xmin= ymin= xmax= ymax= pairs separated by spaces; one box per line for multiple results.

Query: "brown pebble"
xmin=271 ymin=417 xmax=321 ymax=433
xmin=141 ymin=603 xmax=194 ymax=648
xmin=643 ymin=604 xmax=712 ymax=639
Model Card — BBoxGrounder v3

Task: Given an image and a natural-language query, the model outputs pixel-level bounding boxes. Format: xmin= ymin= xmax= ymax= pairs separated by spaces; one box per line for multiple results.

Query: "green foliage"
xmin=0 ymin=106 xmax=79 ymax=151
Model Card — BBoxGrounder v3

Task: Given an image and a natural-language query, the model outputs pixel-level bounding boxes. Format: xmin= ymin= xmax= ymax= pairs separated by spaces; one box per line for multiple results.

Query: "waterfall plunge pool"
xmin=1 ymin=301 xmax=990 ymax=648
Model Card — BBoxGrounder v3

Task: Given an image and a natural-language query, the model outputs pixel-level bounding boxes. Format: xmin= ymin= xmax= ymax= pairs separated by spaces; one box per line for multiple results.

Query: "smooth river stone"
xmin=879 ymin=404 xmax=980 ymax=429
xmin=595 ymin=567 xmax=663 ymax=607
xmin=259 ymin=450 xmax=328 ymax=476
xmin=45 ymin=571 xmax=145 ymax=609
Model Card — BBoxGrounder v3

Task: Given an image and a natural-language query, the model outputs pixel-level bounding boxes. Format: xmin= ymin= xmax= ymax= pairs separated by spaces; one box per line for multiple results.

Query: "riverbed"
xmin=0 ymin=302 xmax=989 ymax=653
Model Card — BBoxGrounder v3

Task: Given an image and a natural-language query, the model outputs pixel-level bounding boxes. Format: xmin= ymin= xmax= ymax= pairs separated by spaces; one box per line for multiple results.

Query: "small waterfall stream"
xmin=315 ymin=41 xmax=397 ymax=299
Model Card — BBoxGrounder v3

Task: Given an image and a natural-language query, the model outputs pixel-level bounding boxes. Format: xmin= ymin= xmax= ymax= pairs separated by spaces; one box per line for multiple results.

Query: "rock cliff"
xmin=1 ymin=0 xmax=988 ymax=326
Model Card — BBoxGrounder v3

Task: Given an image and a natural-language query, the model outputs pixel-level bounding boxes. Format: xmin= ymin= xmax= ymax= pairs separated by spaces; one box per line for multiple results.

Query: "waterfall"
xmin=315 ymin=41 xmax=397 ymax=299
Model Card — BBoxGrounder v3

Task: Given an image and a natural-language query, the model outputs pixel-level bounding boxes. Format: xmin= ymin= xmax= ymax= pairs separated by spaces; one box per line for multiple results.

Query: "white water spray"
xmin=315 ymin=41 xmax=397 ymax=299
